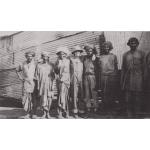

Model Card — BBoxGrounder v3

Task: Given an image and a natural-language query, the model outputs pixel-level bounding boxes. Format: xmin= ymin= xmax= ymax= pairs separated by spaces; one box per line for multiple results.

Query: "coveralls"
xmin=83 ymin=56 xmax=99 ymax=110
xmin=16 ymin=60 xmax=36 ymax=114
xmin=70 ymin=56 xmax=84 ymax=114
xmin=35 ymin=62 xmax=55 ymax=112
xmin=55 ymin=58 xmax=70 ymax=116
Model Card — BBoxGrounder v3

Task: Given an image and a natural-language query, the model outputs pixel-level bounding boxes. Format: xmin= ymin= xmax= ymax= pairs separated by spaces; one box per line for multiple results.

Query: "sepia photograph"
xmin=1 ymin=1 xmax=150 ymax=150
xmin=0 ymin=31 xmax=149 ymax=119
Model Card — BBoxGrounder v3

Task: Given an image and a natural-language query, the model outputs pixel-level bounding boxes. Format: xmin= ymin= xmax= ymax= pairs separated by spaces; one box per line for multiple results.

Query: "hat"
xmin=56 ymin=46 xmax=70 ymax=55
xmin=25 ymin=51 xmax=35 ymax=57
xmin=41 ymin=51 xmax=49 ymax=57
xmin=83 ymin=44 xmax=95 ymax=51
xmin=127 ymin=37 xmax=139 ymax=46
xmin=72 ymin=45 xmax=83 ymax=54
xmin=103 ymin=41 xmax=113 ymax=50
xmin=84 ymin=43 xmax=97 ymax=54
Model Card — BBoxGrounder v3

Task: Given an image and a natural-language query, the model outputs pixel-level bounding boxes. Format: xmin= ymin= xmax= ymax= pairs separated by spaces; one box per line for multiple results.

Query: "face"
xmin=26 ymin=54 xmax=33 ymax=62
xmin=74 ymin=51 xmax=81 ymax=57
xmin=129 ymin=40 xmax=138 ymax=50
xmin=86 ymin=48 xmax=93 ymax=56
xmin=42 ymin=55 xmax=49 ymax=62
xmin=103 ymin=44 xmax=110 ymax=54
xmin=58 ymin=52 xmax=67 ymax=59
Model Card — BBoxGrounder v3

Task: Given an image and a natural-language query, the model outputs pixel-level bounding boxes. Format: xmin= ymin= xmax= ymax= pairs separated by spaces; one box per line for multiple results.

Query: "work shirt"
xmin=100 ymin=53 xmax=118 ymax=75
xmin=16 ymin=60 xmax=36 ymax=93
xmin=55 ymin=58 xmax=70 ymax=86
xmin=70 ymin=57 xmax=83 ymax=83
xmin=35 ymin=62 xmax=55 ymax=97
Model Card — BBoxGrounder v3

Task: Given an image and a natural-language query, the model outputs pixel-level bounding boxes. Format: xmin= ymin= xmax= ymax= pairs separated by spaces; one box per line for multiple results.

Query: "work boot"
xmin=73 ymin=113 xmax=79 ymax=119
xmin=31 ymin=114 xmax=38 ymax=119
xmin=57 ymin=112 xmax=63 ymax=119
xmin=46 ymin=113 xmax=52 ymax=119
xmin=41 ymin=111 xmax=47 ymax=119
xmin=65 ymin=112 xmax=69 ymax=119
xmin=21 ymin=114 xmax=31 ymax=119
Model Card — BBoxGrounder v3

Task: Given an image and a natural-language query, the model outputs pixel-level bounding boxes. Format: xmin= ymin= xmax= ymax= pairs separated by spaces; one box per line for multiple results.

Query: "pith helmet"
xmin=72 ymin=45 xmax=83 ymax=54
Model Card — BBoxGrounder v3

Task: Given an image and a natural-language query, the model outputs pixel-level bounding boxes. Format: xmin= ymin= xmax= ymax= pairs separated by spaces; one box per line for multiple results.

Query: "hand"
xmin=49 ymin=91 xmax=54 ymax=98
xmin=92 ymin=54 xmax=96 ymax=61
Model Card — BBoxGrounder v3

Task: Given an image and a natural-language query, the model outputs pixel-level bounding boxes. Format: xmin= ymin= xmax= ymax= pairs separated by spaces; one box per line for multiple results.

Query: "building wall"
xmin=0 ymin=31 xmax=150 ymax=100
xmin=0 ymin=31 xmax=102 ymax=99
xmin=104 ymin=31 xmax=150 ymax=68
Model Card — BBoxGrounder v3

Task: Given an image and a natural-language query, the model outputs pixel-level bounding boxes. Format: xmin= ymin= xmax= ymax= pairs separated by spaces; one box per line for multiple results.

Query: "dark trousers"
xmin=125 ymin=91 xmax=142 ymax=118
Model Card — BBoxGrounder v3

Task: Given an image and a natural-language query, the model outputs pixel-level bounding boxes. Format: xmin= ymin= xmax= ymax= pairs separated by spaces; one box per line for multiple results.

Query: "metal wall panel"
xmin=1 ymin=31 xmax=149 ymax=100
xmin=0 ymin=31 xmax=102 ymax=100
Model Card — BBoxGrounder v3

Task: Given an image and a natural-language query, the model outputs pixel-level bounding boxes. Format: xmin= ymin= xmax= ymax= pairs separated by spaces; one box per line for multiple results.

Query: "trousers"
xmin=84 ymin=75 xmax=98 ymax=109
xmin=125 ymin=91 xmax=142 ymax=117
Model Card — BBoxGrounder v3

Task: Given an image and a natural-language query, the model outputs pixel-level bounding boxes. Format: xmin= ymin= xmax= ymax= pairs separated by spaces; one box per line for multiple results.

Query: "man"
xmin=55 ymin=46 xmax=70 ymax=118
xmin=35 ymin=51 xmax=55 ymax=119
xmin=70 ymin=45 xmax=84 ymax=118
xmin=99 ymin=41 xmax=118 ymax=114
xmin=83 ymin=44 xmax=99 ymax=114
xmin=16 ymin=51 xmax=36 ymax=119
xmin=144 ymin=52 xmax=150 ymax=113
xmin=121 ymin=37 xmax=145 ymax=118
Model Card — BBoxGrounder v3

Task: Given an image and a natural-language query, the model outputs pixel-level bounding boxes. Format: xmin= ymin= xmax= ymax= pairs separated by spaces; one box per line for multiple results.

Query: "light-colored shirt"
xmin=16 ymin=60 xmax=36 ymax=93
xmin=100 ymin=53 xmax=118 ymax=75
xmin=55 ymin=58 xmax=70 ymax=85
xmin=35 ymin=62 xmax=55 ymax=96
xmin=70 ymin=57 xmax=83 ymax=83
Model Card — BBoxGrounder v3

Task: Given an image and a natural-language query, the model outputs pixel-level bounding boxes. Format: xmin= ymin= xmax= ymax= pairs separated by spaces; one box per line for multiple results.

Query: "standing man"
xmin=55 ymin=46 xmax=70 ymax=118
xmin=144 ymin=52 xmax=150 ymax=113
xmin=99 ymin=41 xmax=118 ymax=114
xmin=70 ymin=45 xmax=84 ymax=118
xmin=83 ymin=44 xmax=99 ymax=114
xmin=35 ymin=51 xmax=55 ymax=119
xmin=121 ymin=37 xmax=145 ymax=118
xmin=16 ymin=51 xmax=36 ymax=119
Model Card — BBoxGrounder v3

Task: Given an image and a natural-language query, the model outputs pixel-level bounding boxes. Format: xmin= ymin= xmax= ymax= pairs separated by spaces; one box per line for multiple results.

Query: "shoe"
xmin=57 ymin=113 xmax=64 ymax=119
xmin=21 ymin=114 xmax=31 ymax=119
xmin=65 ymin=114 xmax=69 ymax=119
xmin=41 ymin=114 xmax=47 ymax=119
xmin=73 ymin=114 xmax=78 ymax=119
xmin=46 ymin=114 xmax=52 ymax=119
xmin=31 ymin=115 xmax=38 ymax=119
xmin=78 ymin=110 xmax=85 ymax=114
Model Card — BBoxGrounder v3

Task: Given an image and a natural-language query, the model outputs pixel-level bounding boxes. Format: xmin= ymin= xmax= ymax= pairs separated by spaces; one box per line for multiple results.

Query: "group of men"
xmin=16 ymin=37 xmax=150 ymax=119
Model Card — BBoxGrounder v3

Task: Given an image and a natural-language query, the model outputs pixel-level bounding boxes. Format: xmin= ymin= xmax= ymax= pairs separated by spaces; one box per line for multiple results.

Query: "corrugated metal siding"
xmin=0 ymin=31 xmax=103 ymax=100
xmin=13 ymin=31 xmax=37 ymax=51
xmin=39 ymin=31 xmax=101 ymax=62
xmin=1 ymin=31 xmax=150 ymax=100
xmin=104 ymin=31 xmax=144 ymax=69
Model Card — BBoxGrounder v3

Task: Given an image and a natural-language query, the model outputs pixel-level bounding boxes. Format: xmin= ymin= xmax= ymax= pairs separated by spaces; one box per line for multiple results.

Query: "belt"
xmin=85 ymin=72 xmax=95 ymax=76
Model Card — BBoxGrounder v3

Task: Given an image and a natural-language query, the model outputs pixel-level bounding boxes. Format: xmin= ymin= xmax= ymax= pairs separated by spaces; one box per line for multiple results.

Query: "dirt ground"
xmin=0 ymin=96 xmax=149 ymax=119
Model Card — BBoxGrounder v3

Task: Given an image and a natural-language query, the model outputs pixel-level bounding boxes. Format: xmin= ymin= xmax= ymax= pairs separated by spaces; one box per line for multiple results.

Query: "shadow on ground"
xmin=0 ymin=96 xmax=22 ymax=108
xmin=0 ymin=96 xmax=149 ymax=119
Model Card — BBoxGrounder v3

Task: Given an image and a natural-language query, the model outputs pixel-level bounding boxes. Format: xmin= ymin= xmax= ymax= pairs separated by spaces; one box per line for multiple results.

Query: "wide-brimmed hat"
xmin=41 ymin=51 xmax=49 ymax=57
xmin=56 ymin=46 xmax=70 ymax=55
xmin=83 ymin=43 xmax=97 ymax=54
xmin=25 ymin=51 xmax=35 ymax=57
xmin=83 ymin=43 xmax=95 ymax=51
xmin=72 ymin=45 xmax=83 ymax=54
